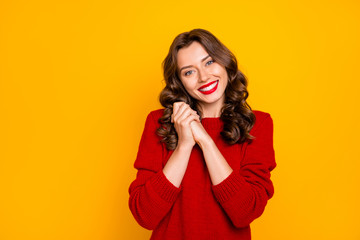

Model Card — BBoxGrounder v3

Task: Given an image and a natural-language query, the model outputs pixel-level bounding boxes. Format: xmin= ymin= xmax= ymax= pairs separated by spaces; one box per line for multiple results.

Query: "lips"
xmin=198 ymin=80 xmax=218 ymax=90
xmin=198 ymin=80 xmax=219 ymax=95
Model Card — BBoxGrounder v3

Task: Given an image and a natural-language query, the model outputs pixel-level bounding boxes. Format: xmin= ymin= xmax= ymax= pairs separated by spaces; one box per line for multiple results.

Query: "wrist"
xmin=197 ymin=136 xmax=214 ymax=150
xmin=176 ymin=142 xmax=194 ymax=152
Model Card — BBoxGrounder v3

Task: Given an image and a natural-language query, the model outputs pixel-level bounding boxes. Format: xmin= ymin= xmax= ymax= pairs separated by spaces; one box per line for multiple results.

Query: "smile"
xmin=198 ymin=80 xmax=219 ymax=95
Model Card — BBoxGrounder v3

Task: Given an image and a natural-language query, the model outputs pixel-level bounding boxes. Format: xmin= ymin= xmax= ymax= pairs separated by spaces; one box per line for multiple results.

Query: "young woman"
xmin=128 ymin=28 xmax=276 ymax=240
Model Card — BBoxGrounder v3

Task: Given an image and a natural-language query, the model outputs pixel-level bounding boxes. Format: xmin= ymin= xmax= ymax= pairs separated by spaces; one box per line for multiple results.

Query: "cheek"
xmin=216 ymin=68 xmax=228 ymax=88
xmin=212 ymin=65 xmax=227 ymax=76
xmin=180 ymin=80 xmax=195 ymax=92
xmin=182 ymin=78 xmax=195 ymax=88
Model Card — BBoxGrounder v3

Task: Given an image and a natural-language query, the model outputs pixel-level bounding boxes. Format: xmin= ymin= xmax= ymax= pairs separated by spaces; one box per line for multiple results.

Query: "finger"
xmin=173 ymin=102 xmax=178 ymax=117
xmin=177 ymin=108 xmax=200 ymax=125
xmin=191 ymin=109 xmax=199 ymax=116
xmin=192 ymin=112 xmax=200 ymax=122
xmin=172 ymin=103 xmax=180 ymax=123
xmin=192 ymin=114 xmax=201 ymax=123
xmin=173 ymin=101 xmax=184 ymax=117
xmin=173 ymin=103 xmax=187 ymax=122
xmin=187 ymin=109 xmax=200 ymax=122
xmin=182 ymin=113 xmax=201 ymax=127
xmin=177 ymin=106 xmax=193 ymax=123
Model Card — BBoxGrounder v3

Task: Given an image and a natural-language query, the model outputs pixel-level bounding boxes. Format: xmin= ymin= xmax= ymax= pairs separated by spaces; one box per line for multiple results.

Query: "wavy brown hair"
xmin=156 ymin=28 xmax=256 ymax=150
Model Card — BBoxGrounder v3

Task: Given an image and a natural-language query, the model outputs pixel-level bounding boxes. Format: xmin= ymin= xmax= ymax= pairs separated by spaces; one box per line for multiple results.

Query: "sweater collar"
xmin=200 ymin=117 xmax=224 ymax=132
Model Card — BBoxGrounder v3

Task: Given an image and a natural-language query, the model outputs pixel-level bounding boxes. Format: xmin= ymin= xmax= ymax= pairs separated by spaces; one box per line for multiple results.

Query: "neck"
xmin=197 ymin=102 xmax=224 ymax=118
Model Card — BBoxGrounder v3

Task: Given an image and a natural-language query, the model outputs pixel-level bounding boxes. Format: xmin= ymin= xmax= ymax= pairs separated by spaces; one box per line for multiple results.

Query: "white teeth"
xmin=199 ymin=81 xmax=218 ymax=92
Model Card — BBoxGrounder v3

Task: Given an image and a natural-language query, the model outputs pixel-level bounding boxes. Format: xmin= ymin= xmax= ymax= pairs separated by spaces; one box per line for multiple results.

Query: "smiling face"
xmin=177 ymin=41 xmax=228 ymax=117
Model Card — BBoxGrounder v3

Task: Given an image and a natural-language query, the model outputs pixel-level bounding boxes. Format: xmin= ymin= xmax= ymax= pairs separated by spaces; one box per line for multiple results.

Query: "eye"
xmin=184 ymin=70 xmax=193 ymax=76
xmin=206 ymin=59 xmax=214 ymax=66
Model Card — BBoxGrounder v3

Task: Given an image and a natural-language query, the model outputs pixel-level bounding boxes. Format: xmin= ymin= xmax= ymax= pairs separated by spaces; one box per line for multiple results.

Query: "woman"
xmin=128 ymin=28 xmax=276 ymax=240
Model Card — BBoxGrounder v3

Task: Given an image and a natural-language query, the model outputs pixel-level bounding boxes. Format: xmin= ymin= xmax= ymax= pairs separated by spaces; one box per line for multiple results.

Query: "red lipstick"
xmin=198 ymin=80 xmax=219 ymax=95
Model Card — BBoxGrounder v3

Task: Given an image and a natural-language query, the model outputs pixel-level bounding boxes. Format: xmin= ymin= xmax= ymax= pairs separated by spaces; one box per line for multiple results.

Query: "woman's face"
xmin=177 ymin=41 xmax=228 ymax=114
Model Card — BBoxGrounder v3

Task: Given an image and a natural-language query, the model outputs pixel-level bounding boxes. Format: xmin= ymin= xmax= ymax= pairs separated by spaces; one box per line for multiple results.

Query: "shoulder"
xmin=252 ymin=109 xmax=271 ymax=120
xmin=139 ymin=109 xmax=165 ymax=141
xmin=147 ymin=108 xmax=165 ymax=123
xmin=250 ymin=110 xmax=273 ymax=134
xmin=148 ymin=108 xmax=165 ymax=119
xmin=143 ymin=108 xmax=165 ymax=128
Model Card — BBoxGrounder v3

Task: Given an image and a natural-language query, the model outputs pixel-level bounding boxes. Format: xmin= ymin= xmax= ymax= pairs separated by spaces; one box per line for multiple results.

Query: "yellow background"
xmin=1 ymin=0 xmax=359 ymax=239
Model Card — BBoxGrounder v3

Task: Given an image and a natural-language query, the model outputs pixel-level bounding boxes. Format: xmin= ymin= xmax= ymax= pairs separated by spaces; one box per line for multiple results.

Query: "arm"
xmin=163 ymin=102 xmax=199 ymax=187
xmin=128 ymin=111 xmax=188 ymax=230
xmin=197 ymin=114 xmax=277 ymax=228
xmin=197 ymin=136 xmax=234 ymax=185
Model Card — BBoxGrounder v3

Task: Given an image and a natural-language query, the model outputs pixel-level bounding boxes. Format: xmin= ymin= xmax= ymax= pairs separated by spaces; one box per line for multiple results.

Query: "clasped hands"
xmin=170 ymin=102 xmax=211 ymax=148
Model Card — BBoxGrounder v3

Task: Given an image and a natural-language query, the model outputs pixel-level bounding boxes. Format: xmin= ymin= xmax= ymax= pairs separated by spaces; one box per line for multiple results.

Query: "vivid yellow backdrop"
xmin=1 ymin=0 xmax=359 ymax=239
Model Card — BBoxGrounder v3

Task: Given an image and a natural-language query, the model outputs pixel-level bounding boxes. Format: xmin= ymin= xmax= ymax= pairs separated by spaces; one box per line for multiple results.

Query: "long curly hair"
xmin=156 ymin=28 xmax=256 ymax=150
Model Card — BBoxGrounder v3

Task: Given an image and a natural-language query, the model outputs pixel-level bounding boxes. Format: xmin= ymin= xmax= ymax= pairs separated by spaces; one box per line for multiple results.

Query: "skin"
xmin=177 ymin=41 xmax=228 ymax=118
xmin=162 ymin=41 xmax=233 ymax=187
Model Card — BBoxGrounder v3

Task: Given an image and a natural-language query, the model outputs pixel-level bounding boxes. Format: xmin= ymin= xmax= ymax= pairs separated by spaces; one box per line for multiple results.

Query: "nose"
xmin=198 ymin=67 xmax=210 ymax=82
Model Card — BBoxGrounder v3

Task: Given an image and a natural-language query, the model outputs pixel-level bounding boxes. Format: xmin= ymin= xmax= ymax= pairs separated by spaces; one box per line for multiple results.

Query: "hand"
xmin=190 ymin=120 xmax=212 ymax=148
xmin=171 ymin=102 xmax=200 ymax=148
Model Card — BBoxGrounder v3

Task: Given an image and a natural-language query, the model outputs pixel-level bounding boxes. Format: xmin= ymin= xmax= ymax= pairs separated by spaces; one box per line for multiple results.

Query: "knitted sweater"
xmin=128 ymin=108 xmax=276 ymax=240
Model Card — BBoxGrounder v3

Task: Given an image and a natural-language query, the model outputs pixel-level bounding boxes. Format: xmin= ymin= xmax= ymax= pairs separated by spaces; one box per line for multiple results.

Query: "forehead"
xmin=177 ymin=41 xmax=209 ymax=68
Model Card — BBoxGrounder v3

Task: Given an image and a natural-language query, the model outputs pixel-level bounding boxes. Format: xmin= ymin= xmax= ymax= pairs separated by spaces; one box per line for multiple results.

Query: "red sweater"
xmin=128 ymin=108 xmax=276 ymax=239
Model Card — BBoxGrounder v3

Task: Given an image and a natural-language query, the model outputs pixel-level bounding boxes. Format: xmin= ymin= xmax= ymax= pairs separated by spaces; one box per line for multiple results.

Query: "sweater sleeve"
xmin=128 ymin=111 xmax=182 ymax=230
xmin=211 ymin=114 xmax=276 ymax=228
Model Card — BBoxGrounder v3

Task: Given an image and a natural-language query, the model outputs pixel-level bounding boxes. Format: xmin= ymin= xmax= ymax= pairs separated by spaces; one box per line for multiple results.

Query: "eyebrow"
xmin=179 ymin=55 xmax=211 ymax=73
